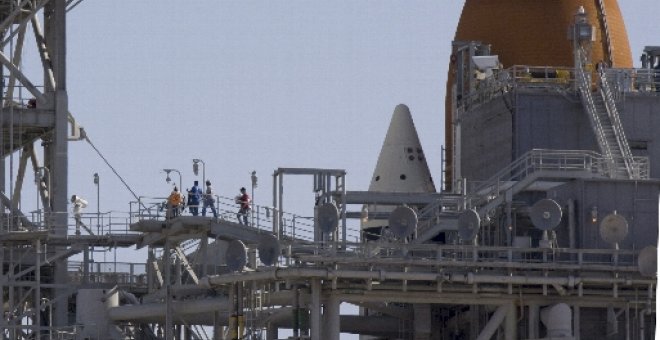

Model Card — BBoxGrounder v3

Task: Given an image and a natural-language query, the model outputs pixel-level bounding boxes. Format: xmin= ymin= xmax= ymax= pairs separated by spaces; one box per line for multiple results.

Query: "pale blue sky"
xmin=59 ymin=1 xmax=656 ymax=219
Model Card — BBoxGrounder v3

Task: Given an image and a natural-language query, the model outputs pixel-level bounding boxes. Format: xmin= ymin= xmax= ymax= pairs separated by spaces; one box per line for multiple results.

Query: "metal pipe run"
xmin=107 ymin=298 xmax=227 ymax=322
xmin=199 ymin=267 xmax=652 ymax=288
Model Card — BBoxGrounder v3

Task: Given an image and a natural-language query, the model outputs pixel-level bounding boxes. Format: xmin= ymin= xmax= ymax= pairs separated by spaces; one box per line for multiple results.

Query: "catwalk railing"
xmin=416 ymin=149 xmax=649 ymax=232
xmin=68 ymin=261 xmax=147 ymax=287
xmin=455 ymin=64 xmax=660 ymax=117
xmin=130 ymin=195 xmax=361 ymax=243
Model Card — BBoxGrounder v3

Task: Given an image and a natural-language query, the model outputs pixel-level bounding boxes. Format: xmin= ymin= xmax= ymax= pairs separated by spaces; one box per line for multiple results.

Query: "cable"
xmin=82 ymin=129 xmax=147 ymax=210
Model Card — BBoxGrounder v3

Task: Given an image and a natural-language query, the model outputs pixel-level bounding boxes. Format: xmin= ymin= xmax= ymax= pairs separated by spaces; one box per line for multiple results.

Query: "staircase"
xmin=575 ymin=48 xmax=637 ymax=179
xmin=414 ymin=149 xmax=605 ymax=242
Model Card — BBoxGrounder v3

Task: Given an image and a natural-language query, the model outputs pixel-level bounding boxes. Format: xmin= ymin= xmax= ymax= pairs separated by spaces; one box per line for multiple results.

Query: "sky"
xmin=57 ymin=1 xmax=656 ymax=220
xmin=5 ymin=1 xmax=658 ymax=337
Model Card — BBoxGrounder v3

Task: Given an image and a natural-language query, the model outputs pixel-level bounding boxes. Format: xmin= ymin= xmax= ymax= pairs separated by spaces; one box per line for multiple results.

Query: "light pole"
xmin=163 ymin=169 xmax=182 ymax=191
xmin=93 ymin=173 xmax=100 ymax=234
xmin=251 ymin=171 xmax=257 ymax=227
xmin=192 ymin=159 xmax=205 ymax=185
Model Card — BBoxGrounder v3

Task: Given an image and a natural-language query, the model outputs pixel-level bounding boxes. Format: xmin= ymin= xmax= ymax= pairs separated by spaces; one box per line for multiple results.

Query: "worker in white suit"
xmin=71 ymin=195 xmax=88 ymax=235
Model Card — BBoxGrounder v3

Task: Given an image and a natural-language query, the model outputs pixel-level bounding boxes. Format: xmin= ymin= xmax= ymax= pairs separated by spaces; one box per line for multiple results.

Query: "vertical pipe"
xmin=229 ymin=284 xmax=237 ymax=340
xmin=293 ymin=286 xmax=299 ymax=338
xmin=278 ymin=173 xmax=284 ymax=239
xmin=164 ymin=242 xmax=173 ymax=340
xmin=83 ymin=246 xmax=89 ymax=284
xmin=310 ymin=279 xmax=321 ymax=340
xmin=568 ymin=199 xmax=576 ymax=249
xmin=266 ymin=323 xmax=277 ymax=340
xmin=574 ymin=306 xmax=581 ymax=340
xmin=341 ymin=174 xmax=347 ymax=247
xmin=35 ymin=239 xmax=41 ymax=337
xmin=323 ymin=295 xmax=341 ymax=340
xmin=272 ymin=171 xmax=277 ymax=237
xmin=625 ymin=305 xmax=630 ymax=340
xmin=0 ymin=244 xmax=4 ymax=330
xmin=505 ymin=303 xmax=517 ymax=340
xmin=639 ymin=309 xmax=646 ymax=340
xmin=213 ymin=311 xmax=221 ymax=340
xmin=528 ymin=304 xmax=539 ymax=339
xmin=46 ymin=0 xmax=70 ymax=327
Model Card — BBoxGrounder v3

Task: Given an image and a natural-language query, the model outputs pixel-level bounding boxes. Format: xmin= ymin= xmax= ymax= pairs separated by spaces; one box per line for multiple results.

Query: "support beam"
xmin=0 ymin=50 xmax=47 ymax=104
xmin=310 ymin=279 xmax=321 ymax=340
xmin=528 ymin=304 xmax=539 ymax=339
xmin=11 ymin=147 xmax=31 ymax=208
xmin=476 ymin=305 xmax=507 ymax=340
xmin=46 ymin=0 xmax=70 ymax=328
xmin=4 ymin=24 xmax=27 ymax=106
xmin=0 ymin=191 xmax=37 ymax=230
xmin=504 ymin=304 xmax=517 ymax=340
xmin=323 ymin=295 xmax=340 ymax=340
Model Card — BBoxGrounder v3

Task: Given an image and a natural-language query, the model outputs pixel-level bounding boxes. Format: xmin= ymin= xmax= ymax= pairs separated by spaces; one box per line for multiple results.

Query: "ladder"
xmin=596 ymin=0 xmax=614 ymax=65
xmin=575 ymin=48 xmax=636 ymax=178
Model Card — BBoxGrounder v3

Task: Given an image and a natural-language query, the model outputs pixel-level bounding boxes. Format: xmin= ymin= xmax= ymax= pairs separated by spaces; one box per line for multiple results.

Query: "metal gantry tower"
xmin=0 ymin=0 xmax=78 ymax=335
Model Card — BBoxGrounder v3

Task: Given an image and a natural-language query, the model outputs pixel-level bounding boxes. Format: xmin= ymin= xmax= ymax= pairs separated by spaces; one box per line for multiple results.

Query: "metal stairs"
xmin=414 ymin=150 xmax=606 ymax=242
xmin=575 ymin=48 xmax=637 ymax=179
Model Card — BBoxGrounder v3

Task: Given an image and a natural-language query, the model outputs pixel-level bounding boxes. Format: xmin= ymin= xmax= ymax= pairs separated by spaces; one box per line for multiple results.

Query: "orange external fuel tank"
xmin=444 ymin=0 xmax=633 ymax=190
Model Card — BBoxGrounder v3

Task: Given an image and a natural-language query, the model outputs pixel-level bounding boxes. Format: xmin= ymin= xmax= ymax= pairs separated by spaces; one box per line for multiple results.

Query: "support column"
xmin=310 ymin=279 xmax=321 ymax=340
xmin=45 ymin=0 xmax=70 ymax=328
xmin=266 ymin=323 xmax=277 ymax=340
xmin=504 ymin=304 xmax=517 ymax=340
xmin=213 ymin=311 xmax=222 ymax=340
xmin=574 ymin=306 xmax=581 ymax=340
xmin=413 ymin=304 xmax=431 ymax=340
xmin=323 ymin=294 xmax=341 ymax=340
xmin=528 ymin=304 xmax=539 ymax=339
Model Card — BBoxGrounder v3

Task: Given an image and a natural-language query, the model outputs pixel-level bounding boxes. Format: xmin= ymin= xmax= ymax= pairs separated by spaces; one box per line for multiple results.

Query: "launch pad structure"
xmin=0 ymin=1 xmax=658 ymax=340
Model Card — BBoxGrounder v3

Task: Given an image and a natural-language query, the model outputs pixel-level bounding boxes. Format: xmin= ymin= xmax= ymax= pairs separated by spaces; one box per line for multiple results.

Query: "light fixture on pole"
xmin=93 ymin=173 xmax=100 ymax=234
xmin=193 ymin=159 xmax=206 ymax=185
xmin=163 ymin=169 xmax=182 ymax=191
xmin=251 ymin=171 xmax=257 ymax=227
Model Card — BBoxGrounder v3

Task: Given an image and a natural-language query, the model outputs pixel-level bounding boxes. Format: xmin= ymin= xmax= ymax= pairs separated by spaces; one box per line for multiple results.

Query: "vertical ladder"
xmin=596 ymin=0 xmax=614 ymax=65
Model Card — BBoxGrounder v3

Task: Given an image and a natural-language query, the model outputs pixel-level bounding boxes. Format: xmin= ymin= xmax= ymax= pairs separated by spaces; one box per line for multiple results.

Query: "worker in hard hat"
xmin=167 ymin=187 xmax=184 ymax=218
xmin=71 ymin=195 xmax=88 ymax=235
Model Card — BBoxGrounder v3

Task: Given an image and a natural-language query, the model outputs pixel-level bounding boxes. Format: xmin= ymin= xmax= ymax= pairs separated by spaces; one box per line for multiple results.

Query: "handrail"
xmin=575 ymin=48 xmax=612 ymax=162
xmin=599 ymin=69 xmax=636 ymax=178
xmin=416 ymin=149 xmax=606 ymax=229
xmin=466 ymin=149 xmax=605 ymax=209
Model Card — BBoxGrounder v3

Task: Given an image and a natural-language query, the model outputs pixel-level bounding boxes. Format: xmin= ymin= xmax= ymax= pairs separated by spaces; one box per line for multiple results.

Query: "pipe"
xmin=476 ymin=305 xmax=507 ymax=340
xmin=107 ymin=298 xmax=227 ymax=321
xmin=200 ymin=268 xmax=650 ymax=288
xmin=310 ymin=279 xmax=321 ymax=340
xmin=505 ymin=304 xmax=517 ymax=340
xmin=323 ymin=295 xmax=341 ymax=340
xmin=528 ymin=304 xmax=539 ymax=339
